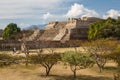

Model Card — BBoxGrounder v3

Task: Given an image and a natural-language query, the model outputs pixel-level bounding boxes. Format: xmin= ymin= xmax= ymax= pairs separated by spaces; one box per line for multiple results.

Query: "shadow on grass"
xmin=38 ymin=74 xmax=112 ymax=80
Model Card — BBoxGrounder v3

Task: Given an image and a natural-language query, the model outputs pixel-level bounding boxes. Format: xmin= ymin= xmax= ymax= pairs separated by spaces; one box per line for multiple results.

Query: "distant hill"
xmin=23 ymin=24 xmax=46 ymax=30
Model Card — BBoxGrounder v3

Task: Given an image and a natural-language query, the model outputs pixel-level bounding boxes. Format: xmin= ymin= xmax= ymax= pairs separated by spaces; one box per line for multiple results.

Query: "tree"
xmin=88 ymin=20 xmax=105 ymax=40
xmin=105 ymin=17 xmax=117 ymax=25
xmin=97 ymin=25 xmax=120 ymax=39
xmin=82 ymin=39 xmax=117 ymax=72
xmin=61 ymin=51 xmax=94 ymax=78
xmin=3 ymin=23 xmax=21 ymax=40
xmin=30 ymin=53 xmax=61 ymax=76
xmin=88 ymin=17 xmax=120 ymax=40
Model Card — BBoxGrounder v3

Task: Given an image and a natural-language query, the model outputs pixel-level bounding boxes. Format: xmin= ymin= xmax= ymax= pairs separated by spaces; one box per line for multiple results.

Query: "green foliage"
xmin=105 ymin=17 xmax=117 ymax=25
xmin=3 ymin=23 xmax=21 ymax=40
xmin=30 ymin=53 xmax=61 ymax=76
xmin=61 ymin=51 xmax=94 ymax=78
xmin=88 ymin=20 xmax=105 ymax=40
xmin=98 ymin=25 xmax=120 ymax=39
xmin=30 ymin=53 xmax=61 ymax=65
xmin=61 ymin=51 xmax=94 ymax=67
xmin=88 ymin=17 xmax=120 ymax=40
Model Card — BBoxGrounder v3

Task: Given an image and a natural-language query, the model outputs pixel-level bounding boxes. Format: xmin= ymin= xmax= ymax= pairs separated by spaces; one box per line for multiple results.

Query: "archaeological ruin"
xmin=0 ymin=17 xmax=102 ymax=50
xmin=25 ymin=17 xmax=101 ymax=42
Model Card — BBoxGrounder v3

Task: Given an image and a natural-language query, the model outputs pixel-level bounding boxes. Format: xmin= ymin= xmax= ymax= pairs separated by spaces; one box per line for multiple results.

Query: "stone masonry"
xmin=25 ymin=17 xmax=101 ymax=41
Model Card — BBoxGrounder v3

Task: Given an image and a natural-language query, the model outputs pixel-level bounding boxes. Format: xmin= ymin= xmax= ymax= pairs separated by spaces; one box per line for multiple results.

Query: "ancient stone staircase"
xmin=25 ymin=30 xmax=43 ymax=41
xmin=54 ymin=22 xmax=67 ymax=29
xmin=38 ymin=28 xmax=59 ymax=41
xmin=61 ymin=32 xmax=70 ymax=41
xmin=53 ymin=28 xmax=66 ymax=41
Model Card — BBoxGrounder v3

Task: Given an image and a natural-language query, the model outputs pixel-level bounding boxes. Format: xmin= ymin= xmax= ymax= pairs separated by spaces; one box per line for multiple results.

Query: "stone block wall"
xmin=70 ymin=28 xmax=88 ymax=40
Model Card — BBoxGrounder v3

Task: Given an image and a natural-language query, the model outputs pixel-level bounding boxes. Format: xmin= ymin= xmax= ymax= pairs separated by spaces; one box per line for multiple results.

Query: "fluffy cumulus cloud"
xmin=42 ymin=3 xmax=101 ymax=21
xmin=103 ymin=9 xmax=120 ymax=19
xmin=66 ymin=3 xmax=99 ymax=18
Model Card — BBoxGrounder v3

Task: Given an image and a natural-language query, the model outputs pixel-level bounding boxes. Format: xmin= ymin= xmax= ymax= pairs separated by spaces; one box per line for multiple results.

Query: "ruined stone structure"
xmin=25 ymin=17 xmax=101 ymax=41
xmin=25 ymin=29 xmax=44 ymax=41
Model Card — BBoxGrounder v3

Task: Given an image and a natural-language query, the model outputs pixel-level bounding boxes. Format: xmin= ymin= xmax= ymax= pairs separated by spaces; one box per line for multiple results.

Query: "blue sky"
xmin=0 ymin=0 xmax=120 ymax=29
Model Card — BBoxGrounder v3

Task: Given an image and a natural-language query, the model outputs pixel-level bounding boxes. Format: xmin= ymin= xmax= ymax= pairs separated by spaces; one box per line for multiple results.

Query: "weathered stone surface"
xmin=25 ymin=29 xmax=44 ymax=41
xmin=25 ymin=17 xmax=101 ymax=41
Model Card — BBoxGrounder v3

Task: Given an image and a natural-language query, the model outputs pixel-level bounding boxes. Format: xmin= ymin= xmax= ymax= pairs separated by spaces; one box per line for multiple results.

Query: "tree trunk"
xmin=73 ymin=70 xmax=76 ymax=78
xmin=25 ymin=58 xmax=28 ymax=67
xmin=45 ymin=67 xmax=52 ymax=76
xmin=96 ymin=60 xmax=103 ymax=73
xmin=99 ymin=67 xmax=102 ymax=73
xmin=25 ymin=54 xmax=29 ymax=67
xmin=46 ymin=69 xmax=49 ymax=76
xmin=70 ymin=65 xmax=77 ymax=78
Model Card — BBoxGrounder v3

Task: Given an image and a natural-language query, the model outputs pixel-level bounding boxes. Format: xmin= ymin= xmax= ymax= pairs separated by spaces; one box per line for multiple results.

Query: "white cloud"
xmin=43 ymin=13 xmax=54 ymax=20
xmin=66 ymin=3 xmax=99 ymax=18
xmin=103 ymin=9 xmax=120 ymax=19
xmin=42 ymin=12 xmax=65 ymax=22
xmin=42 ymin=3 xmax=100 ymax=22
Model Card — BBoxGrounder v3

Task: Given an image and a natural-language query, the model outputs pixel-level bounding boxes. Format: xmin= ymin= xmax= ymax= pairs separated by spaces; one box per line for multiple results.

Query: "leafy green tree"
xmin=105 ymin=17 xmax=117 ymax=25
xmin=88 ymin=20 xmax=105 ymax=40
xmin=61 ymin=51 xmax=94 ymax=78
xmin=98 ymin=25 xmax=120 ymax=39
xmin=3 ymin=23 xmax=21 ymax=40
xmin=30 ymin=53 xmax=61 ymax=76
xmin=88 ymin=17 xmax=120 ymax=40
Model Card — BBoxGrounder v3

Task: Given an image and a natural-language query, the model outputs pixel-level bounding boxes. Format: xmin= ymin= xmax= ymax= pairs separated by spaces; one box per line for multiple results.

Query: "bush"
xmin=0 ymin=53 xmax=13 ymax=67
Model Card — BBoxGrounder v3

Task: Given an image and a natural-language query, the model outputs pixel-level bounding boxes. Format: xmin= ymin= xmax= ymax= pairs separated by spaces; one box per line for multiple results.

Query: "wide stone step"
xmin=53 ymin=29 xmax=66 ymax=41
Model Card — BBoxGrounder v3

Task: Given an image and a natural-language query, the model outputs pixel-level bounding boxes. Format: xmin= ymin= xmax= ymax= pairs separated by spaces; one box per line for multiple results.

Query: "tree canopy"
xmin=30 ymin=53 xmax=61 ymax=76
xmin=3 ymin=23 xmax=21 ymax=40
xmin=61 ymin=51 xmax=94 ymax=78
xmin=88 ymin=17 xmax=120 ymax=40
